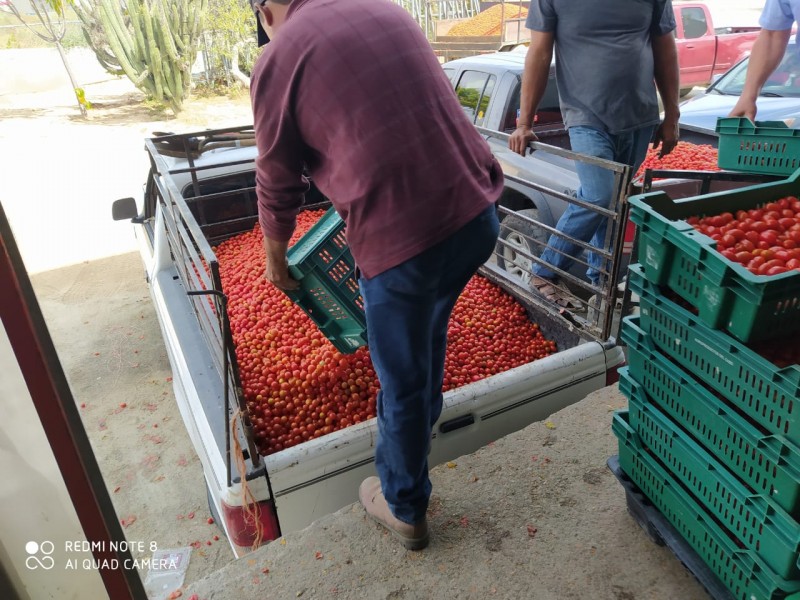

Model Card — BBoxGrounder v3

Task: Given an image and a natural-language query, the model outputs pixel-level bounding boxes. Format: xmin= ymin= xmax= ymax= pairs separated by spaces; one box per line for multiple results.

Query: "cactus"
xmin=73 ymin=0 xmax=206 ymax=113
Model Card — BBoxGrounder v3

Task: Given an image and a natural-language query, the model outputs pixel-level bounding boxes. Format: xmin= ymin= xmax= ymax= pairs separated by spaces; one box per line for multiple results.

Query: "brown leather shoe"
xmin=359 ymin=476 xmax=429 ymax=551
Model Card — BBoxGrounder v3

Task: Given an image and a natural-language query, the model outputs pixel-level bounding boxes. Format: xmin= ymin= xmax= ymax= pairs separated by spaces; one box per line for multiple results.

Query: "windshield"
xmin=714 ymin=43 xmax=800 ymax=97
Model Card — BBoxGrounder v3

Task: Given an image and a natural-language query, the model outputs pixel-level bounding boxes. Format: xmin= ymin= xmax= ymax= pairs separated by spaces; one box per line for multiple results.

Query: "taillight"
xmin=221 ymin=498 xmax=281 ymax=547
xmin=622 ymin=219 xmax=636 ymax=256
xmin=606 ymin=361 xmax=625 ymax=387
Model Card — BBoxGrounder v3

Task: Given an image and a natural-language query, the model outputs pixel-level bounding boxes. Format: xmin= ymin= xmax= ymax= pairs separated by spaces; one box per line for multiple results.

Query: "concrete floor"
xmin=184 ymin=385 xmax=709 ymax=600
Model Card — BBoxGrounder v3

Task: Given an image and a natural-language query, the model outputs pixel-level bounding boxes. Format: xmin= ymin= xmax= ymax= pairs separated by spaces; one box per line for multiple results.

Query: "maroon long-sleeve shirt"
xmin=251 ymin=0 xmax=503 ymax=279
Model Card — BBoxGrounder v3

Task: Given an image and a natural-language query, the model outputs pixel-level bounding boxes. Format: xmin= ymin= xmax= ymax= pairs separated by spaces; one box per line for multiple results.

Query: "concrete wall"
xmin=0 ymin=323 xmax=107 ymax=600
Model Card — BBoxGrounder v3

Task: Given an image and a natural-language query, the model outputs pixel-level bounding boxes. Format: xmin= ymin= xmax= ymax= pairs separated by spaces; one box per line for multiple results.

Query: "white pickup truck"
xmin=112 ymin=126 xmax=633 ymax=556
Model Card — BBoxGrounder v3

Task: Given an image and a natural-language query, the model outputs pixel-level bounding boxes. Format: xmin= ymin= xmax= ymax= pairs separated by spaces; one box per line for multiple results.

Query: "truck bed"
xmin=130 ymin=127 xmax=625 ymax=552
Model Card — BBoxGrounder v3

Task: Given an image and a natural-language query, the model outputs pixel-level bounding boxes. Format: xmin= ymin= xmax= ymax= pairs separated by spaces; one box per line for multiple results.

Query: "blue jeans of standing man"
xmin=532 ymin=125 xmax=654 ymax=287
xmin=359 ymin=205 xmax=499 ymax=525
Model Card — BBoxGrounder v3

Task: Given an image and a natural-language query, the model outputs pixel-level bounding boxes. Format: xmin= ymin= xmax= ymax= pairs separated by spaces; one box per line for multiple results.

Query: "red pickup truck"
xmin=673 ymin=1 xmax=759 ymax=95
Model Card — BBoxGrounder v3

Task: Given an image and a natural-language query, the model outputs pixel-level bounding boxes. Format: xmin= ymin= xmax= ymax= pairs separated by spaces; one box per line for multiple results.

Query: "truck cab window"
xmin=502 ymin=75 xmax=562 ymax=132
xmin=681 ymin=7 xmax=707 ymax=40
xmin=455 ymin=70 xmax=495 ymax=126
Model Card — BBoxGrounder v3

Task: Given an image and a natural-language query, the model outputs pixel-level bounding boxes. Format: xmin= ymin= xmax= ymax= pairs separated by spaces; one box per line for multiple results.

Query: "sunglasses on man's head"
xmin=253 ymin=0 xmax=271 ymax=46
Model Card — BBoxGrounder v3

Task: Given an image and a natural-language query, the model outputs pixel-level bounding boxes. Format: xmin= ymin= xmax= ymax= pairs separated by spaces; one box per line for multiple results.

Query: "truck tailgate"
xmin=265 ymin=339 xmax=610 ymax=533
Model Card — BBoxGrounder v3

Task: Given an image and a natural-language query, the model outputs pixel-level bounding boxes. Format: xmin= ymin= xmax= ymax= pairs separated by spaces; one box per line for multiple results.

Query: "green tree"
xmin=6 ymin=0 xmax=88 ymax=116
xmin=201 ymin=0 xmax=259 ymax=86
xmin=73 ymin=0 xmax=207 ymax=113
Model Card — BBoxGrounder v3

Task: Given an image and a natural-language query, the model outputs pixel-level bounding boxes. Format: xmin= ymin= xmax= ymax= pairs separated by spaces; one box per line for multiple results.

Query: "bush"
xmin=196 ymin=0 xmax=259 ymax=88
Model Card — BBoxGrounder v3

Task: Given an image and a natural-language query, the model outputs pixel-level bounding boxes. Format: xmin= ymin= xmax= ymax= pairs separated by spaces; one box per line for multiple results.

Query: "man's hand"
xmin=727 ymin=29 xmax=792 ymax=123
xmin=728 ymin=97 xmax=757 ymax=122
xmin=508 ymin=126 xmax=538 ymax=156
xmin=263 ymin=236 xmax=300 ymax=291
xmin=652 ymin=116 xmax=679 ymax=158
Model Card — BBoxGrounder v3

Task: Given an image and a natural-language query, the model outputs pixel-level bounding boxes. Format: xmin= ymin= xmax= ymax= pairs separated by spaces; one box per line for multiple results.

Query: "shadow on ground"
xmin=0 ymin=107 xmax=51 ymax=120
xmin=68 ymin=92 xmax=176 ymax=126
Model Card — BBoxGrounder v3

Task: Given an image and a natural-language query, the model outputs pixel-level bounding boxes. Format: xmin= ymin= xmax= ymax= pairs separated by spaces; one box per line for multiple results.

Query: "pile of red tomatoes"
xmin=635 ymin=142 xmax=720 ymax=178
xmin=215 ymin=210 xmax=557 ymax=456
xmin=687 ymin=196 xmax=800 ymax=276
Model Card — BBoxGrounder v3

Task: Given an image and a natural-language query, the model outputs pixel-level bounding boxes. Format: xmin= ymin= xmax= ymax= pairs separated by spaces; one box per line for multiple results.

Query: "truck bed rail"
xmin=144 ymin=130 xmax=263 ymax=489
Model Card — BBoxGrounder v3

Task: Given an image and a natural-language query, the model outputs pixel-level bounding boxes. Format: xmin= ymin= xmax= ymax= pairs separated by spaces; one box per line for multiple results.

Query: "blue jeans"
xmin=532 ymin=125 xmax=654 ymax=287
xmin=359 ymin=205 xmax=499 ymax=525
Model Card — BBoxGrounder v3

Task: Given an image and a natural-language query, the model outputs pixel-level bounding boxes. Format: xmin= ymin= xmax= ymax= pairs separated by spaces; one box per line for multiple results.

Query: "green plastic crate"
xmin=628 ymin=172 xmax=800 ymax=342
xmin=716 ymin=117 xmax=800 ymax=176
xmin=613 ymin=412 xmax=800 ymax=600
xmin=621 ymin=317 xmax=800 ymax=518
xmin=627 ymin=263 xmax=800 ymax=446
xmin=286 ymin=208 xmax=367 ymax=354
xmin=617 ymin=377 xmax=800 ymax=580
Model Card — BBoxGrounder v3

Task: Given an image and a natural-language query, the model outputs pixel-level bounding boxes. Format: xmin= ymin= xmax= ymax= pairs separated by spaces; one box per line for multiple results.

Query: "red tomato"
xmin=760 ymin=230 xmax=779 ymax=246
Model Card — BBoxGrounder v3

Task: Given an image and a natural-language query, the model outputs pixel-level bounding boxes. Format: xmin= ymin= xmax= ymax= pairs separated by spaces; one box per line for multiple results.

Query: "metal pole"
xmin=53 ymin=39 xmax=87 ymax=117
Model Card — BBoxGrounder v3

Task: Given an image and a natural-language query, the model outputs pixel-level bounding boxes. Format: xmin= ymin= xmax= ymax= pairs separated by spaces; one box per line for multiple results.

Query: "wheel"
xmin=495 ymin=208 xmax=549 ymax=285
xmin=679 ymin=87 xmax=694 ymax=98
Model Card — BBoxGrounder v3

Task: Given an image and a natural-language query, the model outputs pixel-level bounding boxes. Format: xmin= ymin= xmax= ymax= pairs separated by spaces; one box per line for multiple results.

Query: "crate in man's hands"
xmin=716 ymin=117 xmax=800 ymax=177
xmin=286 ymin=208 xmax=367 ymax=354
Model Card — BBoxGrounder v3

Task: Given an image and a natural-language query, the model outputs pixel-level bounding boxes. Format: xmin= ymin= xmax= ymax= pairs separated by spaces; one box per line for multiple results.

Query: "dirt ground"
xmin=3 ymin=47 xmax=715 ymax=599
xmin=183 ymin=384 xmax=708 ymax=600
xmin=29 ymin=254 xmax=237 ymax=593
xmin=0 ymin=47 xmax=253 ymax=275
xmin=24 ymin=250 xmax=711 ymax=600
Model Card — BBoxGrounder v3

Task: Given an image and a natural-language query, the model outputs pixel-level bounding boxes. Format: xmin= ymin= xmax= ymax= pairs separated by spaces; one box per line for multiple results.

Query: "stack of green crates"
xmin=613 ymin=172 xmax=800 ymax=600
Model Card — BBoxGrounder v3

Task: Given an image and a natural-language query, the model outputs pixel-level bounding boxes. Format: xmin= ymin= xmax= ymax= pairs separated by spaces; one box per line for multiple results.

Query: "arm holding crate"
xmin=250 ymin=27 xmax=309 ymax=292
xmin=729 ymin=0 xmax=797 ymax=121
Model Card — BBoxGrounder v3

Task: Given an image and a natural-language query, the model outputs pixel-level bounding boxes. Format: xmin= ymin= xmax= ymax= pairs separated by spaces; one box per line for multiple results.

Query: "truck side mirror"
xmin=112 ymin=197 xmax=144 ymax=223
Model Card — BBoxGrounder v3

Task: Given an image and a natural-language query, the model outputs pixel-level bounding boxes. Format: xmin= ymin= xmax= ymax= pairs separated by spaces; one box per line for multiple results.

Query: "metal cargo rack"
xmin=141 ymin=126 xmax=333 ymax=494
xmin=478 ymin=127 xmax=633 ymax=344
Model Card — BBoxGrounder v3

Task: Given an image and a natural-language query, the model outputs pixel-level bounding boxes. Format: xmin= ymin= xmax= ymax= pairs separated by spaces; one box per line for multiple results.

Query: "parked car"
xmin=672 ymin=1 xmax=760 ymax=96
xmin=679 ymin=37 xmax=800 ymax=136
xmin=438 ymin=2 xmax=759 ymax=96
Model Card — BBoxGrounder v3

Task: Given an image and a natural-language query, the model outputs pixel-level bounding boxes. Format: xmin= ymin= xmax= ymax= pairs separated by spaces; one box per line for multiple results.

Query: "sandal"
xmin=529 ymin=276 xmax=584 ymax=311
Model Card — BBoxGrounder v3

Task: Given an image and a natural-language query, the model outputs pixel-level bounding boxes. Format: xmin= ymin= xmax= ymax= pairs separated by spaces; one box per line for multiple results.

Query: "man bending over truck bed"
xmin=251 ymin=0 xmax=503 ymax=550
xmin=509 ymin=0 xmax=681 ymax=310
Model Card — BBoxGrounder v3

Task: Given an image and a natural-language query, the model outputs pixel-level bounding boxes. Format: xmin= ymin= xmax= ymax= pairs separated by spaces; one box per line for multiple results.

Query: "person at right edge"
xmin=508 ymin=0 xmax=681 ymax=311
xmin=729 ymin=0 xmax=799 ymax=121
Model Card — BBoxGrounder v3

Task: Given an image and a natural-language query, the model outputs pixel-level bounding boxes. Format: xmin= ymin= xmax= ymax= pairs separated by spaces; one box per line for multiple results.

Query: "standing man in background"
xmin=251 ymin=0 xmax=502 ymax=551
xmin=509 ymin=0 xmax=680 ymax=310
xmin=730 ymin=0 xmax=799 ymax=121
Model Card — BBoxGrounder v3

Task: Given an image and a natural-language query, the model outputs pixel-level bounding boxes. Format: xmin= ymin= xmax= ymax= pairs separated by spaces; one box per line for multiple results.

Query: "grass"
xmin=0 ymin=8 xmax=87 ymax=49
